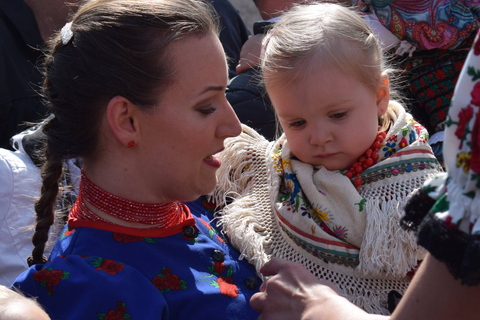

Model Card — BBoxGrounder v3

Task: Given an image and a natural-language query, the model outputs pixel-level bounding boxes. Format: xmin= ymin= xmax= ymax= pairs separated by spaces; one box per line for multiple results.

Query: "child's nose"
xmin=309 ymin=125 xmax=333 ymax=146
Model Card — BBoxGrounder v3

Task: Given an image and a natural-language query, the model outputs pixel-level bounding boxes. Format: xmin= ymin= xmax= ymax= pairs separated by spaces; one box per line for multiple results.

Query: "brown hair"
xmin=29 ymin=0 xmax=218 ymax=265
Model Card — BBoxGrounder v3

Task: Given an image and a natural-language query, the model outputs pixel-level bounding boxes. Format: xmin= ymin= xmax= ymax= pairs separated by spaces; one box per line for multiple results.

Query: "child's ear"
xmin=376 ymin=73 xmax=390 ymax=116
xmin=106 ymin=96 xmax=139 ymax=148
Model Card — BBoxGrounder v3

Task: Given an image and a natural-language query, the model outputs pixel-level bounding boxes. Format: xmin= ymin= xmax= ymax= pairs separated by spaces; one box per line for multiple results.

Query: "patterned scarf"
xmin=270 ymin=102 xmax=441 ymax=273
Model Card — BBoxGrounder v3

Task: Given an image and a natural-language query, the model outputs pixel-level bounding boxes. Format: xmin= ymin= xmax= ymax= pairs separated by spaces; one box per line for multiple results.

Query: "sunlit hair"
xmin=261 ymin=2 xmax=397 ymax=132
xmin=0 ymin=285 xmax=48 ymax=319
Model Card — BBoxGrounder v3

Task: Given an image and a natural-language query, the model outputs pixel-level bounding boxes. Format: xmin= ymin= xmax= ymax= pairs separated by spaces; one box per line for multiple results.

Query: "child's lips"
xmin=315 ymin=152 xmax=338 ymax=159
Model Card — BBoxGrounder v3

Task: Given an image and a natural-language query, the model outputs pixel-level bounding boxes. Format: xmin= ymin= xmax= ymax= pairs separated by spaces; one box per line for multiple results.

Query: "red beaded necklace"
xmin=70 ymin=170 xmax=187 ymax=228
xmin=345 ymin=128 xmax=386 ymax=189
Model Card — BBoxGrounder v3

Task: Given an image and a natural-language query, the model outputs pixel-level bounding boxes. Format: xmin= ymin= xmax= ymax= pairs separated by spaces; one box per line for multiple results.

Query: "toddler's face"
xmin=267 ymin=66 xmax=388 ymax=171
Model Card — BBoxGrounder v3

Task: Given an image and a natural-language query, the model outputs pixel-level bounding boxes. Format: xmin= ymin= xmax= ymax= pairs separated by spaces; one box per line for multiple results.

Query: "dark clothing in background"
xmin=226 ymin=68 xmax=277 ymax=141
xmin=0 ymin=0 xmax=48 ymax=150
xmin=211 ymin=0 xmax=250 ymax=79
xmin=226 ymin=21 xmax=278 ymax=141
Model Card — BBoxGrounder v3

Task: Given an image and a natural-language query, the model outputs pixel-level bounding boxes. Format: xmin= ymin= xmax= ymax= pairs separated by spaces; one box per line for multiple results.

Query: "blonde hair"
xmin=0 ymin=285 xmax=49 ymax=319
xmin=261 ymin=2 xmax=397 ymax=131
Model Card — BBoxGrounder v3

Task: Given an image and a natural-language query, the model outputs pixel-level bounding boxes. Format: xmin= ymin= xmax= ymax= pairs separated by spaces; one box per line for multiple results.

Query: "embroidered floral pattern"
xmin=97 ymin=302 xmax=131 ymax=320
xmin=455 ymin=106 xmax=474 ymax=142
xmin=332 ymin=226 xmax=349 ymax=240
xmin=152 ymin=267 xmax=187 ymax=293
xmin=86 ymin=257 xmax=125 ymax=275
xmin=33 ymin=267 xmax=70 ymax=296
xmin=201 ymin=196 xmax=217 ymax=214
xmin=198 ymin=218 xmax=225 ymax=243
xmin=203 ymin=263 xmax=239 ymax=298
xmin=382 ymin=142 xmax=396 ymax=157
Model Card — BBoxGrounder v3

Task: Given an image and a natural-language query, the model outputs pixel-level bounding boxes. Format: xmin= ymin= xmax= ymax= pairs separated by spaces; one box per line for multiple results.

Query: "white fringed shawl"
xmin=213 ymin=103 xmax=443 ymax=314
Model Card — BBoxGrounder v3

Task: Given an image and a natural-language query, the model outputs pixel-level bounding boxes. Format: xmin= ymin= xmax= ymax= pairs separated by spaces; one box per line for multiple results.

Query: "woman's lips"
xmin=204 ymin=154 xmax=221 ymax=168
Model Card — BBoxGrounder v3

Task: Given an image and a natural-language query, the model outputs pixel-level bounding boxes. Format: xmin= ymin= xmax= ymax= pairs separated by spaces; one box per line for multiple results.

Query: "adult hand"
xmin=250 ymin=258 xmax=383 ymax=320
xmin=236 ymin=34 xmax=264 ymax=74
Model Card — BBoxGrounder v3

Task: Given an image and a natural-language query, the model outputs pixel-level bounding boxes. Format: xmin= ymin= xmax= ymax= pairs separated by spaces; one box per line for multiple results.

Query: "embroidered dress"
xmin=13 ymin=198 xmax=260 ymax=320
xmin=402 ymin=31 xmax=480 ymax=286
xmin=213 ymin=102 xmax=443 ymax=314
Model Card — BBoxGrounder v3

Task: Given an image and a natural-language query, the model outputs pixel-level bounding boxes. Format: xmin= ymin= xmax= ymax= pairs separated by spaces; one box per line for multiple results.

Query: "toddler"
xmin=214 ymin=3 xmax=443 ymax=314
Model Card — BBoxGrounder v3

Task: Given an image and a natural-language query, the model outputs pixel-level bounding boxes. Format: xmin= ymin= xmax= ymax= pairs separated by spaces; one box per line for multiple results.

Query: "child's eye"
xmin=330 ymin=112 xmax=347 ymax=119
xmin=198 ymin=107 xmax=217 ymax=115
xmin=288 ymin=120 xmax=306 ymax=128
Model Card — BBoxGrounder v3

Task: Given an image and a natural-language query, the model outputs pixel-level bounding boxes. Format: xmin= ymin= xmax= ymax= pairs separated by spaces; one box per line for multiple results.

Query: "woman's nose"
xmin=218 ymin=100 xmax=242 ymax=139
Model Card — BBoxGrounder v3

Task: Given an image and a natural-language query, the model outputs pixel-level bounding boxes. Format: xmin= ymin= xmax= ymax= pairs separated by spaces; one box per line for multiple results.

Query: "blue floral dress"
xmin=13 ymin=197 xmax=260 ymax=320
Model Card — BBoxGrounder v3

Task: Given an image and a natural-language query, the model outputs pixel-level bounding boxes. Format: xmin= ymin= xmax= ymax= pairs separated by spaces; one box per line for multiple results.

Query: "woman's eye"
xmin=288 ymin=120 xmax=306 ymax=128
xmin=199 ymin=107 xmax=217 ymax=115
xmin=331 ymin=112 xmax=347 ymax=119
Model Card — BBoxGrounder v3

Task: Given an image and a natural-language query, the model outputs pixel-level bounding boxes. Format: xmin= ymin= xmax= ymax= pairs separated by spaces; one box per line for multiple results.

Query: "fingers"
xmin=250 ymin=291 xmax=266 ymax=313
xmin=260 ymin=257 xmax=306 ymax=277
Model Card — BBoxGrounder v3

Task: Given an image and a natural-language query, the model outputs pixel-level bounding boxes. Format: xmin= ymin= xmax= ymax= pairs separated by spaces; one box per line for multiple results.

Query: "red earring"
xmin=128 ymin=141 xmax=135 ymax=148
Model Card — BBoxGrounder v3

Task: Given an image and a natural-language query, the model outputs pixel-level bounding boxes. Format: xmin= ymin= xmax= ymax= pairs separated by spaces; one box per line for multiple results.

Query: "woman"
xmin=13 ymin=0 xmax=260 ymax=319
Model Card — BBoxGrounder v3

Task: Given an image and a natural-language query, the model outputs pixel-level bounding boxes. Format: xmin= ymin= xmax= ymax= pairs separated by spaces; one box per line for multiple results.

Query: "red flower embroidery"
xmin=454 ymin=61 xmax=464 ymax=71
xmin=455 ymin=106 xmax=474 ymax=141
xmin=470 ymin=108 xmax=480 ymax=173
xmin=471 ymin=82 xmax=480 ymax=107
xmin=437 ymin=109 xmax=446 ymax=122
xmin=198 ymin=218 xmax=225 ymax=243
xmin=434 ymin=69 xmax=446 ymax=80
xmin=203 ymin=263 xmax=239 ymax=298
xmin=425 ymin=88 xmax=435 ymax=98
xmin=97 ymin=302 xmax=130 ymax=320
xmin=201 ymin=197 xmax=217 ymax=212
xmin=217 ymin=276 xmax=239 ymax=298
xmin=152 ymin=267 xmax=187 ymax=293
xmin=387 ymin=134 xmax=397 ymax=142
xmin=95 ymin=259 xmax=125 ymax=275
xmin=399 ymin=137 xmax=408 ymax=149
xmin=213 ymin=261 xmax=226 ymax=274
xmin=33 ymin=267 xmax=70 ymax=296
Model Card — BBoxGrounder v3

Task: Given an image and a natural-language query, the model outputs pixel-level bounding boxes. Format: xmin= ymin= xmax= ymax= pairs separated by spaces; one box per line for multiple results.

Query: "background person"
xmin=0 ymin=0 xmax=81 ymax=150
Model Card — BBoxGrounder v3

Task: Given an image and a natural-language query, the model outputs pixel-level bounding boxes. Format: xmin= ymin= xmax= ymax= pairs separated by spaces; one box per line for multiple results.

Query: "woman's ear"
xmin=376 ymin=73 xmax=390 ymax=116
xmin=106 ymin=96 xmax=139 ymax=147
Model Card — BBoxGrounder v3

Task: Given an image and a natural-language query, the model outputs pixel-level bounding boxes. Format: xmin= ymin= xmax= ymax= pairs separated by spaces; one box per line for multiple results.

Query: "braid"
xmin=26 ymin=0 xmax=218 ymax=266
xmin=28 ymin=119 xmax=64 ymax=266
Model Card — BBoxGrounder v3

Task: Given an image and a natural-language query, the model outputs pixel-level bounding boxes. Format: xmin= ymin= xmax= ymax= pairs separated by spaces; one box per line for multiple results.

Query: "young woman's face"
xmin=267 ymin=66 xmax=388 ymax=171
xmin=135 ymin=33 xmax=241 ymax=202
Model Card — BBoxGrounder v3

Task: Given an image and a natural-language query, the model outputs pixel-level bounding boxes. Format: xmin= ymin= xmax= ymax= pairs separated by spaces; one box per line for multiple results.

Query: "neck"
xmin=70 ymin=170 xmax=187 ymax=229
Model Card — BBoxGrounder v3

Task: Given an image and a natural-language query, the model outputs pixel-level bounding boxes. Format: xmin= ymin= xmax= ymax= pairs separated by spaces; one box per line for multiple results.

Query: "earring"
xmin=380 ymin=114 xmax=385 ymax=119
xmin=128 ymin=141 xmax=136 ymax=148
